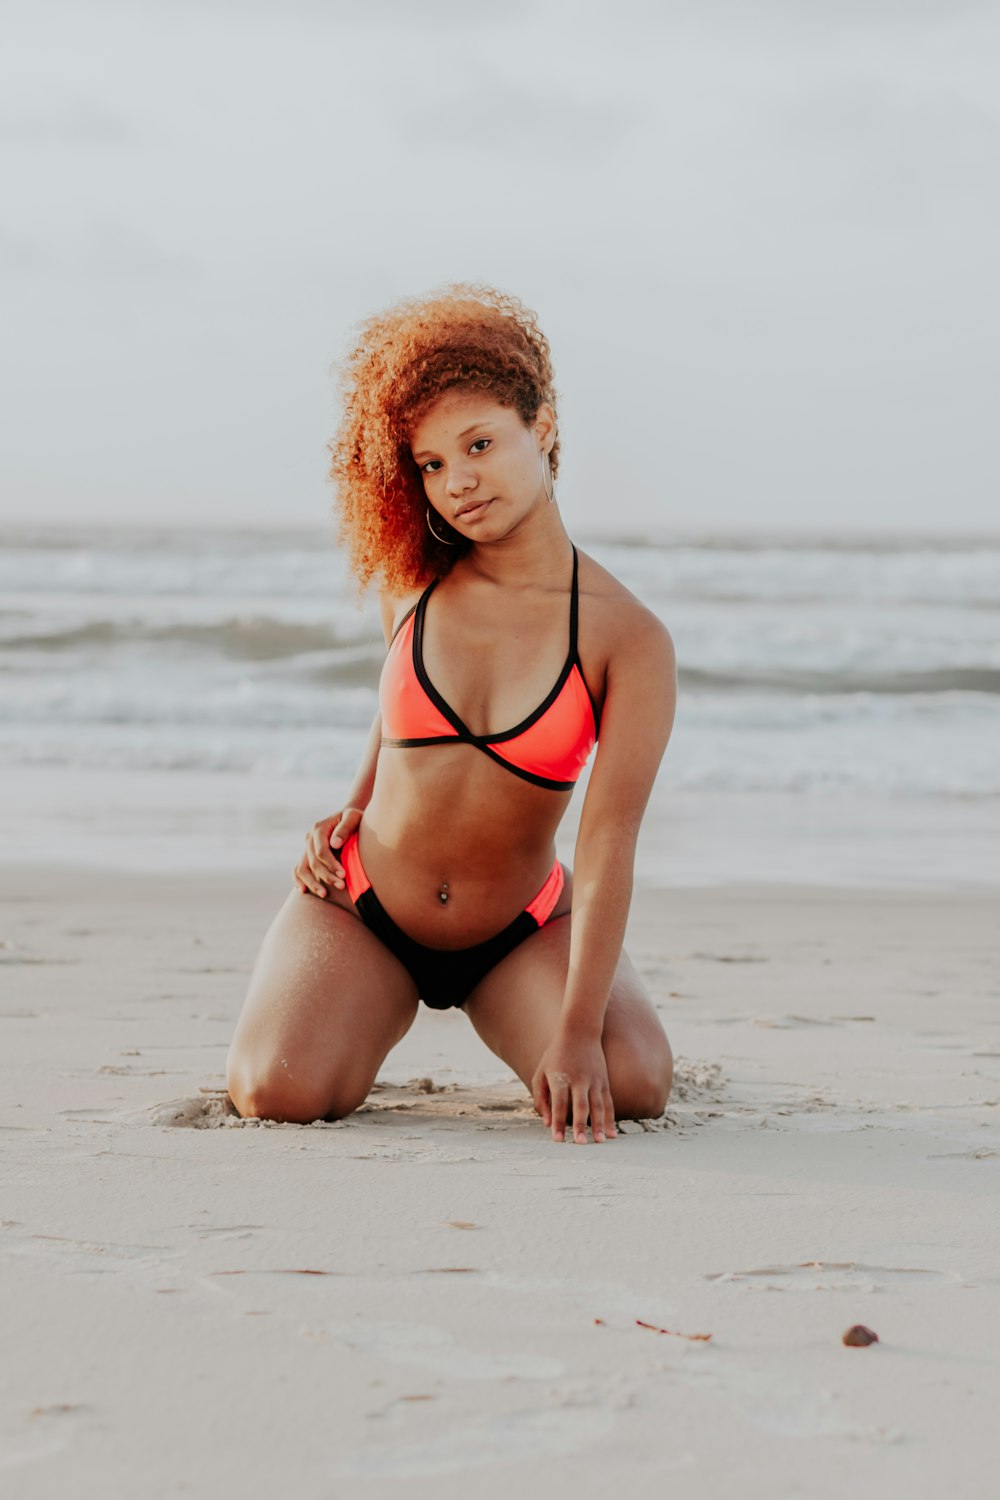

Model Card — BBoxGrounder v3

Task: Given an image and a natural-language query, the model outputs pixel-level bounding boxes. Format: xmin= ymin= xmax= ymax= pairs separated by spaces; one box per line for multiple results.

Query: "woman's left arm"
xmin=531 ymin=607 xmax=677 ymax=1142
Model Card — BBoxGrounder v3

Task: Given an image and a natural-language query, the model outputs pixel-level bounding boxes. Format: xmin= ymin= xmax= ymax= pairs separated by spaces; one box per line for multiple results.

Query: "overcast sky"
xmin=3 ymin=0 xmax=998 ymax=536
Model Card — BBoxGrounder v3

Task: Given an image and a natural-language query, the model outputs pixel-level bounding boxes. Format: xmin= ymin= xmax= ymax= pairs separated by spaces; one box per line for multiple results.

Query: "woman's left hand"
xmin=531 ymin=1029 xmax=617 ymax=1144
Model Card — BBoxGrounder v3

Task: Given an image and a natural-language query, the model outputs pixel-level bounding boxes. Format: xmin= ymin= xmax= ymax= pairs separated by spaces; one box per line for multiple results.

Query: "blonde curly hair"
xmin=329 ymin=282 xmax=559 ymax=592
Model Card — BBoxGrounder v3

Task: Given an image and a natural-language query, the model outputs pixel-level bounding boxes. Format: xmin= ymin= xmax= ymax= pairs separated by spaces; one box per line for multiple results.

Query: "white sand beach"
xmin=2 ymin=864 xmax=998 ymax=1496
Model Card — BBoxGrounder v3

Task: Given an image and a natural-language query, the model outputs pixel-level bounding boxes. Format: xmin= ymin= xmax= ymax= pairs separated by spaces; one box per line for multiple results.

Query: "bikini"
xmin=338 ymin=545 xmax=600 ymax=1009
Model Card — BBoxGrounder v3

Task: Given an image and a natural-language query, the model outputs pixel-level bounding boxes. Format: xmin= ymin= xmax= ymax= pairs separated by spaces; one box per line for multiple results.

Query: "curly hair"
xmin=328 ymin=282 xmax=559 ymax=593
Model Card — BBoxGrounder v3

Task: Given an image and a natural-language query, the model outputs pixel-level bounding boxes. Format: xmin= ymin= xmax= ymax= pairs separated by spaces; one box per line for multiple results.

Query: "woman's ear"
xmin=534 ymin=401 xmax=557 ymax=452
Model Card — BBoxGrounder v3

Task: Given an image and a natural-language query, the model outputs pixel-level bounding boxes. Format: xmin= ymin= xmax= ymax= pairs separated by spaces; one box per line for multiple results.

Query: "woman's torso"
xmin=357 ymin=545 xmax=604 ymax=947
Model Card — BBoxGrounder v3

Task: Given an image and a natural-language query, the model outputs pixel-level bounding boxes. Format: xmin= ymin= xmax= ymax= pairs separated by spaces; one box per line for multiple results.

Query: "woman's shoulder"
xmin=377 ymin=581 xmax=427 ymax=646
xmin=576 ymin=547 xmax=675 ymax=659
xmin=576 ymin=550 xmax=675 ymax=729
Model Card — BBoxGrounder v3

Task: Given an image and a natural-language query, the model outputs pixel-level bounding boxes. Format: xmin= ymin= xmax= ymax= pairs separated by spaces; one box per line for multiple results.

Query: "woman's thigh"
xmin=461 ymin=915 xmax=673 ymax=1121
xmin=227 ymin=889 xmax=419 ymax=1124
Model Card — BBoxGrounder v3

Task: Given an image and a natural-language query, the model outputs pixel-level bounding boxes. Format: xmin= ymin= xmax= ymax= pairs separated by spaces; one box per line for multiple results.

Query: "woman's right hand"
xmin=293 ymin=806 xmax=363 ymax=898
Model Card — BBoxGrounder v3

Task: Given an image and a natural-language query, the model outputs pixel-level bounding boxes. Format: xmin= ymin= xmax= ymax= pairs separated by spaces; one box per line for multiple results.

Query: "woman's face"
xmin=409 ymin=392 xmax=555 ymax=541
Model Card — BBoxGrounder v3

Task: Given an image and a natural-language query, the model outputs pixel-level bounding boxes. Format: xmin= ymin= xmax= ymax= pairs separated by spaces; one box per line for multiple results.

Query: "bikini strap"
xmin=569 ymin=545 xmax=579 ymax=656
xmin=568 ymin=543 xmax=599 ymax=730
xmin=388 ymin=575 xmax=438 ymax=648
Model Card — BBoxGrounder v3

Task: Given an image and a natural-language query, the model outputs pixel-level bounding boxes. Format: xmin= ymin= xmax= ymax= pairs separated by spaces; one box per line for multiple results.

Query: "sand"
xmin=1 ymin=865 xmax=998 ymax=1496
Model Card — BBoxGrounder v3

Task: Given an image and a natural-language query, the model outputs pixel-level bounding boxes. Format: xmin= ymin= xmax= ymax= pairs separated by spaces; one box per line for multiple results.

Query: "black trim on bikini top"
xmin=381 ymin=545 xmax=599 ymax=791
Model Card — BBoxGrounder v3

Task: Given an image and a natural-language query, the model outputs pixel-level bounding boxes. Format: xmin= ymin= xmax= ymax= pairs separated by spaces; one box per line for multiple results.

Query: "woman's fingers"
xmin=329 ymin=823 xmax=349 ymax=849
xmin=571 ymin=1085 xmax=591 ymax=1145
xmin=589 ymin=1087 xmax=608 ymax=1143
xmin=304 ymin=820 xmax=344 ymax=888
xmin=537 ymin=1072 xmax=619 ymax=1144
xmin=323 ymin=809 xmax=363 ymax=886
xmin=292 ymin=808 xmax=362 ymax=899
xmin=303 ymin=855 xmax=335 ymax=893
xmin=310 ymin=845 xmax=344 ymax=889
xmin=587 ymin=1089 xmax=617 ymax=1142
xmin=293 ymin=860 xmax=327 ymax=899
xmin=549 ymin=1072 xmax=571 ymax=1142
xmin=329 ymin=807 xmax=362 ymax=852
xmin=532 ymin=1074 xmax=551 ymax=1128
xmin=314 ymin=824 xmax=344 ymax=873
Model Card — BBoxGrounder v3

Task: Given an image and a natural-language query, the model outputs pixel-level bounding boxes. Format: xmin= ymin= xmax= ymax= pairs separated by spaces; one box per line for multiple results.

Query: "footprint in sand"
xmin=1 ymin=1223 xmax=182 ymax=1279
xmin=927 ymin=1147 xmax=999 ymax=1161
xmin=670 ymin=1361 xmax=904 ymax=1443
xmin=329 ymin=1321 xmax=563 ymax=1382
xmin=704 ymin=1260 xmax=967 ymax=1292
xmin=332 ymin=1404 xmax=622 ymax=1479
xmin=0 ymin=1403 xmax=94 ymax=1471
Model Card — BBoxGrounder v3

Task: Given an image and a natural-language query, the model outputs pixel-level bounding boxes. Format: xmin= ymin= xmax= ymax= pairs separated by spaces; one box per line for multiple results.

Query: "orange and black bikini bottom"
xmin=339 ymin=832 xmax=564 ymax=1010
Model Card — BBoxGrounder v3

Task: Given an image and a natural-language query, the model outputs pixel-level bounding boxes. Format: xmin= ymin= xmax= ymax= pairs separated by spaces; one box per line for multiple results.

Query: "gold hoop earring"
xmin=541 ymin=450 xmax=555 ymax=503
xmin=426 ymin=506 xmax=456 ymax=546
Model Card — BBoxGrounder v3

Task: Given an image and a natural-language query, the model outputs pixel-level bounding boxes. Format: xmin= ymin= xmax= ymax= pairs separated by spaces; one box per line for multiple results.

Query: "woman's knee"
xmin=226 ymin=1053 xmax=368 ymax=1125
xmin=608 ymin=1035 xmax=674 ymax=1121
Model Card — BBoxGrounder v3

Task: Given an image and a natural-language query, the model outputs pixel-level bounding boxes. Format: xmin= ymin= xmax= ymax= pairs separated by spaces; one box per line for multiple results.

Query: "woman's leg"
xmin=226 ymin=890 xmax=419 ymax=1124
xmin=461 ymin=914 xmax=673 ymax=1125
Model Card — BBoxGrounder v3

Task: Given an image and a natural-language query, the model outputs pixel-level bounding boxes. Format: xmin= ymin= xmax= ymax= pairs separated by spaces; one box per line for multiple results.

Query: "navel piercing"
xmin=438 ymin=882 xmax=450 ymax=905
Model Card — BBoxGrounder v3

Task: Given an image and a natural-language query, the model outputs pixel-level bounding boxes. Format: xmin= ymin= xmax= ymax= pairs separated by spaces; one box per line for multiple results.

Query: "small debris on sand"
xmin=636 ymin=1319 xmax=713 ymax=1342
xmin=843 ymin=1324 xmax=880 ymax=1347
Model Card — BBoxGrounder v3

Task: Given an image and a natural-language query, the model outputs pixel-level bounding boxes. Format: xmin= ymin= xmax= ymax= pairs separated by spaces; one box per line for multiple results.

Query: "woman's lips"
xmin=456 ymin=499 xmax=492 ymax=521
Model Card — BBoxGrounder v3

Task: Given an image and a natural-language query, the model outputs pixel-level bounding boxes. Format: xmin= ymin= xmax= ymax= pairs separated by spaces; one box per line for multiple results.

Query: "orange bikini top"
xmin=378 ymin=545 xmax=599 ymax=791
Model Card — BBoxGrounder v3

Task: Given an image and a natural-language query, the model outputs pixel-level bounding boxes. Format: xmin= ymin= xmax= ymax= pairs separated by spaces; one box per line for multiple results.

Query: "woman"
xmin=226 ymin=284 xmax=677 ymax=1144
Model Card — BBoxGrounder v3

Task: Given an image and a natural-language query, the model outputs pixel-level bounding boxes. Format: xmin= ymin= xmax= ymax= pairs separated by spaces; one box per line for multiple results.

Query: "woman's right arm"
xmin=293 ymin=587 xmax=404 ymax=898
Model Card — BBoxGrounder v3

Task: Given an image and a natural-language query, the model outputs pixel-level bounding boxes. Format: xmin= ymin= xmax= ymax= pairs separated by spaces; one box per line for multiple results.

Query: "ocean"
xmin=2 ymin=524 xmax=998 ymax=885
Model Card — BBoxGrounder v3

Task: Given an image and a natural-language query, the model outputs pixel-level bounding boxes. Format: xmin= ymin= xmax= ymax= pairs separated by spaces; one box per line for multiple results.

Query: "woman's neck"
xmin=462 ymin=506 xmax=573 ymax=590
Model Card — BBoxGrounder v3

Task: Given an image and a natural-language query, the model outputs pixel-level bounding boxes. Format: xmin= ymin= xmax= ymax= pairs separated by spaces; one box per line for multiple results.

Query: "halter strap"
xmin=569 ymin=545 xmax=579 ymax=656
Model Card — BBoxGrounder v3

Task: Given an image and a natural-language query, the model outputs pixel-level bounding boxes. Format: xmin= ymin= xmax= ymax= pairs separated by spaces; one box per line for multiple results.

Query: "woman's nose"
xmin=445 ymin=465 xmax=476 ymax=498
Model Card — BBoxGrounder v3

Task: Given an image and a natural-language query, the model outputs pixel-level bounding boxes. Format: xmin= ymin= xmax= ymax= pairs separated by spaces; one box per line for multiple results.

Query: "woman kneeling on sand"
xmin=227 ymin=284 xmax=677 ymax=1144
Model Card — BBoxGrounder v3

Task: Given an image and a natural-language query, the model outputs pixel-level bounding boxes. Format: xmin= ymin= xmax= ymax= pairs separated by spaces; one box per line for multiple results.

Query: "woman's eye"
xmin=419 ymin=441 xmax=487 ymax=474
